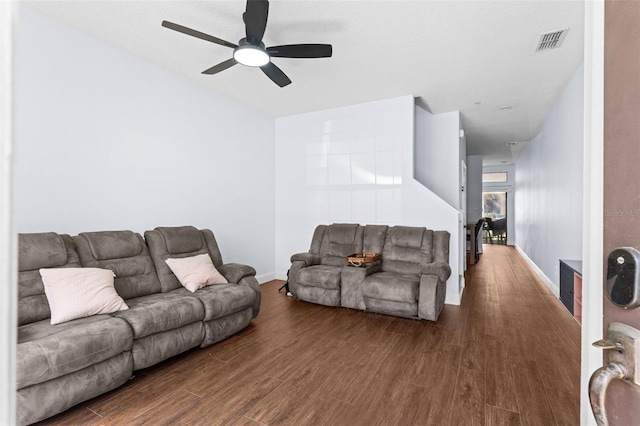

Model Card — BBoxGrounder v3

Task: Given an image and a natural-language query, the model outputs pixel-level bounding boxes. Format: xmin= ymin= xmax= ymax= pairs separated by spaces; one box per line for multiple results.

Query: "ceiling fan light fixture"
xmin=234 ymin=44 xmax=270 ymax=67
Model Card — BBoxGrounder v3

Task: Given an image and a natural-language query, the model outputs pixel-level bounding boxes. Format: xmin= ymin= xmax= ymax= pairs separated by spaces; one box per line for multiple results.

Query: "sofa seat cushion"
xmin=17 ymin=315 xmax=133 ymax=389
xmin=112 ymin=293 xmax=204 ymax=339
xmin=171 ymin=284 xmax=255 ymax=321
xmin=362 ymin=272 xmax=420 ymax=303
xmin=298 ymin=265 xmax=342 ymax=290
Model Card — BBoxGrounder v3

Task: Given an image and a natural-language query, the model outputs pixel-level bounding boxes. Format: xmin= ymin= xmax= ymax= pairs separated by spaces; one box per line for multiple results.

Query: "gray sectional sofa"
xmin=289 ymin=223 xmax=451 ymax=321
xmin=16 ymin=226 xmax=260 ymax=425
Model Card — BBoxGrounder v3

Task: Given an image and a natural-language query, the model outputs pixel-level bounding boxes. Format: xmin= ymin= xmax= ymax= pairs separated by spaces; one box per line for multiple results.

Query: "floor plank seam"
xmin=86 ymin=407 xmax=103 ymax=418
xmin=183 ymin=389 xmax=203 ymax=398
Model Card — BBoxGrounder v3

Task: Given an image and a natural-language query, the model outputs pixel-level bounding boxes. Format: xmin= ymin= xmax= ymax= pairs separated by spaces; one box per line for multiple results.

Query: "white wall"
xmin=414 ymin=107 xmax=462 ymax=209
xmin=15 ymin=7 xmax=276 ymax=281
xmin=414 ymin=107 xmax=465 ymax=280
xmin=515 ymin=63 xmax=584 ymax=295
xmin=275 ymin=96 xmax=464 ymax=304
xmin=466 ymin=155 xmax=483 ymax=222
xmin=483 ymin=164 xmax=516 ymax=246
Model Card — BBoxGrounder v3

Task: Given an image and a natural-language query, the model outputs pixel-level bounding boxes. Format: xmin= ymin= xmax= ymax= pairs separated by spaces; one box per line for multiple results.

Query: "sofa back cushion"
xmin=308 ymin=225 xmax=327 ymax=255
xmin=432 ymin=230 xmax=451 ymax=264
xmin=381 ymin=226 xmax=433 ymax=274
xmin=18 ymin=232 xmax=80 ymax=326
xmin=318 ymin=224 xmax=363 ymax=266
xmin=362 ymin=225 xmax=388 ymax=254
xmin=145 ymin=226 xmax=224 ymax=292
xmin=74 ymin=231 xmax=162 ymax=300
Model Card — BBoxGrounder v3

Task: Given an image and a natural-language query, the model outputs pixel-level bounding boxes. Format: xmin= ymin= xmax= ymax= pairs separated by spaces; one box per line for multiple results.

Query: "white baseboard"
xmin=256 ymin=272 xmax=277 ymax=284
xmin=515 ymin=244 xmax=559 ymax=297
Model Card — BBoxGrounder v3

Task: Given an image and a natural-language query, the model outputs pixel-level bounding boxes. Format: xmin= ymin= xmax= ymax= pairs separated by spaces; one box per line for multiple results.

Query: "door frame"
xmin=581 ymin=1 xmax=605 ymax=424
xmin=482 ymin=187 xmax=514 ymax=245
xmin=0 ymin=1 xmax=17 ymax=423
xmin=481 ymin=190 xmax=509 ymax=244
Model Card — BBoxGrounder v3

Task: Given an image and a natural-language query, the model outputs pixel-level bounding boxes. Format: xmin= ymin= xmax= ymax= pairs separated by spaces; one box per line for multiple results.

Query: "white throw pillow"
xmin=39 ymin=267 xmax=129 ymax=325
xmin=165 ymin=253 xmax=228 ymax=292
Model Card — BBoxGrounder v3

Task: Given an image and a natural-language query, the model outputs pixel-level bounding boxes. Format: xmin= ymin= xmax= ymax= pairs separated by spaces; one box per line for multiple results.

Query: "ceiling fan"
xmin=162 ymin=0 xmax=333 ymax=87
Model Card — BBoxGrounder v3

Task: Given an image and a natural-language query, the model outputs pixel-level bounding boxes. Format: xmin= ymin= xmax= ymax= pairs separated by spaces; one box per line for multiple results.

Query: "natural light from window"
xmin=482 ymin=172 xmax=508 ymax=183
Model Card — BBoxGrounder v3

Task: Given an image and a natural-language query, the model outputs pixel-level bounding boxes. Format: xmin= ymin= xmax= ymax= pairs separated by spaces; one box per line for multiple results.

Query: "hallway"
xmin=444 ymin=244 xmax=581 ymax=424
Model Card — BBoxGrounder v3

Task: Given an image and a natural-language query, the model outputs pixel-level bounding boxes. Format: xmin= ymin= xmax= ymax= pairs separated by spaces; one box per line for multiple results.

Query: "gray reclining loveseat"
xmin=16 ymin=226 xmax=260 ymax=425
xmin=289 ymin=223 xmax=450 ymax=321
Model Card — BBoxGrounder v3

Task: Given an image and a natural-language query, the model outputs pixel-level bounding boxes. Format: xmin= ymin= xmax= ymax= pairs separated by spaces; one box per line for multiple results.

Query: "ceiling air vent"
xmin=535 ymin=28 xmax=569 ymax=51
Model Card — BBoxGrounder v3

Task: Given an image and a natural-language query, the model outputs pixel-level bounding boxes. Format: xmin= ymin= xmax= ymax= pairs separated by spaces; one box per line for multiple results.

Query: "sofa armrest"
xmin=419 ymin=261 xmax=451 ymax=283
xmin=342 ymin=262 xmax=381 ymax=280
xmin=237 ymin=275 xmax=261 ymax=318
xmin=290 ymin=252 xmax=320 ymax=266
xmin=341 ymin=262 xmax=381 ymax=310
xmin=418 ymin=274 xmax=446 ymax=321
xmin=218 ymin=263 xmax=256 ymax=283
xmin=287 ymin=260 xmax=307 ymax=297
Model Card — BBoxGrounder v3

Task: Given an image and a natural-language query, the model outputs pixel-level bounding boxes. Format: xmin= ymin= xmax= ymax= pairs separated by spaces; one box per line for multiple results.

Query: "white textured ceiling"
xmin=24 ymin=0 xmax=584 ymax=166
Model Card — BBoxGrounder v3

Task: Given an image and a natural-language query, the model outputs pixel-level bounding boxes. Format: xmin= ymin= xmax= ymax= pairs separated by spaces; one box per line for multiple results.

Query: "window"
xmin=482 ymin=172 xmax=508 ymax=183
xmin=483 ymin=192 xmax=507 ymax=219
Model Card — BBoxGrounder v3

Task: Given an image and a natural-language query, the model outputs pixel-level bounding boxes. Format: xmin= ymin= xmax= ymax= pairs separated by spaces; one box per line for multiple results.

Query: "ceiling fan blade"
xmin=267 ymin=44 xmax=333 ymax=58
xmin=243 ymin=0 xmax=269 ymax=44
xmin=202 ymin=58 xmax=238 ymax=75
xmin=162 ymin=20 xmax=237 ymax=49
xmin=260 ymin=62 xmax=291 ymax=87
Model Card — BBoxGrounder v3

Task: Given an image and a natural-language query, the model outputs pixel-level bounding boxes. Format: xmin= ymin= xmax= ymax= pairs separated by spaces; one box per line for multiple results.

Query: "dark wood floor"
xmin=38 ymin=245 xmax=581 ymax=425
